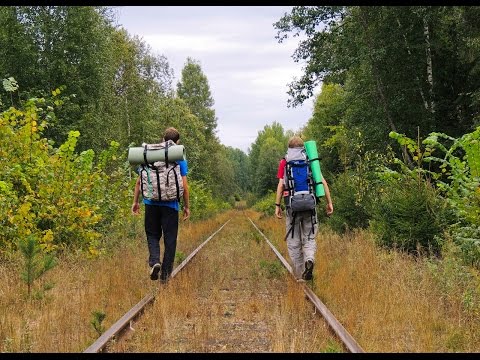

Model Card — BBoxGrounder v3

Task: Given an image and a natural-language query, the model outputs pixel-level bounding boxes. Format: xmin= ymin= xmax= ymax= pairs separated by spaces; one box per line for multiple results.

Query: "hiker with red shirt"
xmin=274 ymin=136 xmax=333 ymax=281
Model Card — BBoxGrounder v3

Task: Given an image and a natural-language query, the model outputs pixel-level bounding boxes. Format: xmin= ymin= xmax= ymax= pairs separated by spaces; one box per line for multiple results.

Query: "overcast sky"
xmin=115 ymin=6 xmax=318 ymax=153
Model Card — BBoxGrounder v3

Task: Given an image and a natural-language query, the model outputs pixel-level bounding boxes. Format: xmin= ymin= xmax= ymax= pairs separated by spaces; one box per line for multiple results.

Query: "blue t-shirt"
xmin=142 ymin=160 xmax=188 ymax=211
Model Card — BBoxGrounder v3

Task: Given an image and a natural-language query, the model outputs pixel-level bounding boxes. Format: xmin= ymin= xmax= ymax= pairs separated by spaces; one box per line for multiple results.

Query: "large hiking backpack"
xmin=283 ymin=146 xmax=317 ymax=238
xmin=139 ymin=140 xmax=184 ymax=202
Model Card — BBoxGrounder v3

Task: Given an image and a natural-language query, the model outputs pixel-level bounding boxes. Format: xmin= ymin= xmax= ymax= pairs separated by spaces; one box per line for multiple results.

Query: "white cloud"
xmin=143 ymin=34 xmax=249 ymax=53
xmin=225 ymin=66 xmax=303 ymax=98
xmin=142 ymin=30 xmax=299 ymax=57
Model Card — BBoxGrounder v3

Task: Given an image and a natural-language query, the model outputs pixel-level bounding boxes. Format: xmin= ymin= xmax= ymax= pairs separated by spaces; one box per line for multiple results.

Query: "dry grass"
xmin=0 ymin=210 xmax=231 ymax=352
xmin=112 ymin=211 xmax=337 ymax=353
xmin=2 ymin=208 xmax=478 ymax=353
xmin=252 ymin=210 xmax=480 ymax=352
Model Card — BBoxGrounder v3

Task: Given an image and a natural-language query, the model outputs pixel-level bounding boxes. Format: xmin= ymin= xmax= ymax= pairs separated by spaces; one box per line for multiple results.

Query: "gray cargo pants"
xmin=285 ymin=207 xmax=318 ymax=279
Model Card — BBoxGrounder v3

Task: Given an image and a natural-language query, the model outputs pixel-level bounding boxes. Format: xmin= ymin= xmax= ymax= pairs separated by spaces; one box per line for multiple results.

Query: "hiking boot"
xmin=150 ymin=263 xmax=161 ymax=280
xmin=302 ymin=260 xmax=314 ymax=280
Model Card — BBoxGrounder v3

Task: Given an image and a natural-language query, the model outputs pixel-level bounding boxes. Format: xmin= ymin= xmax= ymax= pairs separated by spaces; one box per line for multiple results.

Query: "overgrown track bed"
xmin=85 ymin=212 xmax=362 ymax=353
xmin=84 ymin=220 xmax=231 ymax=353
xmin=248 ymin=217 xmax=364 ymax=353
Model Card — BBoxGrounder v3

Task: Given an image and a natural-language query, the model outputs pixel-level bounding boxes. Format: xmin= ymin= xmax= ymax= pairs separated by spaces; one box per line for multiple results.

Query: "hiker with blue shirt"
xmin=274 ymin=136 xmax=333 ymax=281
xmin=131 ymin=127 xmax=190 ymax=284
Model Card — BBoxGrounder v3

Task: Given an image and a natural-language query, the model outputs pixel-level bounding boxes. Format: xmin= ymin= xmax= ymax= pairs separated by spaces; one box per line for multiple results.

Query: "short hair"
xmin=288 ymin=136 xmax=304 ymax=148
xmin=164 ymin=127 xmax=180 ymax=143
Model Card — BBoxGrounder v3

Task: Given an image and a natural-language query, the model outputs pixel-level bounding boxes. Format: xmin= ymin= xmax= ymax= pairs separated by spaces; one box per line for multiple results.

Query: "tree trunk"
xmin=423 ymin=15 xmax=435 ymax=116
xmin=125 ymin=95 xmax=130 ymax=142
xmin=396 ymin=17 xmax=429 ymax=113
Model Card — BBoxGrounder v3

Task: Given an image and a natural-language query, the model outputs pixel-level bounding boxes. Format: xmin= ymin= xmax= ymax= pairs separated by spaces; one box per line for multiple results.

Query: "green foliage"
xmin=370 ymin=175 xmax=446 ymax=255
xmin=175 ymin=250 xmax=186 ymax=264
xmin=225 ymin=146 xmax=251 ymax=195
xmin=427 ymin=239 xmax=480 ymax=318
xmin=0 ymin=85 xmax=131 ymax=257
xmin=18 ymin=234 xmax=57 ymax=297
xmin=173 ymin=58 xmax=245 ymax=203
xmin=0 ymin=6 xmax=175 ymax=154
xmin=322 ymin=340 xmax=343 ymax=353
xmin=188 ymin=180 xmax=231 ymax=221
xmin=210 ymin=145 xmax=237 ymax=200
xmin=249 ymin=122 xmax=289 ymax=196
xmin=326 ymin=172 xmax=371 ymax=233
xmin=259 ymin=259 xmax=285 ymax=279
xmin=0 ymin=6 xmax=244 ymax=211
xmin=252 ymin=191 xmax=277 ymax=217
xmin=387 ymin=128 xmax=480 ymax=266
xmin=275 ymin=5 xmax=479 ymax=162
xmin=90 ymin=310 xmax=106 ymax=336
xmin=303 ymin=83 xmax=347 ymax=175
xmin=245 ymin=192 xmax=258 ymax=208
xmin=177 ymin=57 xmax=217 ymax=139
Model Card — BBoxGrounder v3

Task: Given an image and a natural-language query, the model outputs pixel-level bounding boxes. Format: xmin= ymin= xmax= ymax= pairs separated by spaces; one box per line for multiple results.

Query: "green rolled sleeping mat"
xmin=128 ymin=144 xmax=185 ymax=165
xmin=304 ymin=140 xmax=325 ymax=197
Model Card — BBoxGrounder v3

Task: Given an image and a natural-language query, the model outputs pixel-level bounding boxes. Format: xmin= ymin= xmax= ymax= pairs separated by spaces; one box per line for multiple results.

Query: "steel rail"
xmin=83 ymin=219 xmax=231 ymax=353
xmin=247 ymin=217 xmax=365 ymax=353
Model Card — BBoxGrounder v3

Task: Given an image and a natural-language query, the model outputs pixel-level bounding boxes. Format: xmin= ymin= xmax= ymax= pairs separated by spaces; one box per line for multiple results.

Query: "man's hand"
xmin=326 ymin=203 xmax=333 ymax=216
xmin=183 ymin=207 xmax=190 ymax=221
xmin=131 ymin=202 xmax=140 ymax=215
xmin=275 ymin=205 xmax=282 ymax=219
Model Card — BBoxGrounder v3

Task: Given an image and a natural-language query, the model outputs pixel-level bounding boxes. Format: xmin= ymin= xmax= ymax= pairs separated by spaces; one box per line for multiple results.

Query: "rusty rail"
xmin=247 ymin=217 xmax=365 ymax=353
xmin=83 ymin=219 xmax=231 ymax=353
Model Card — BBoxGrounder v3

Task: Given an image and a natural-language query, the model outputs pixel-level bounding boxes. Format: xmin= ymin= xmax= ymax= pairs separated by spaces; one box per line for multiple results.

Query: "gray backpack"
xmin=139 ymin=140 xmax=184 ymax=201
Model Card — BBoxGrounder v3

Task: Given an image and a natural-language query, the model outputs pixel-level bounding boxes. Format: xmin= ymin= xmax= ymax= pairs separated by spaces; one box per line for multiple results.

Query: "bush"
xmin=252 ymin=191 xmax=277 ymax=217
xmin=388 ymin=129 xmax=480 ymax=266
xmin=0 ymin=89 xmax=130 ymax=257
xmin=370 ymin=176 xmax=447 ymax=255
xmin=325 ymin=171 xmax=372 ymax=233
xmin=245 ymin=192 xmax=258 ymax=208
xmin=188 ymin=180 xmax=231 ymax=221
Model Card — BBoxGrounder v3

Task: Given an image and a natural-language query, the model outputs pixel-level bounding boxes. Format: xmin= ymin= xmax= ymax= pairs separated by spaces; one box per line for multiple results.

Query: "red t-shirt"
xmin=277 ymin=158 xmax=286 ymax=179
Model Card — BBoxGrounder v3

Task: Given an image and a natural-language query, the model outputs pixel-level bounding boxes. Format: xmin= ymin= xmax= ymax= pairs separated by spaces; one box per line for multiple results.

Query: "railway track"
xmin=84 ymin=214 xmax=364 ymax=353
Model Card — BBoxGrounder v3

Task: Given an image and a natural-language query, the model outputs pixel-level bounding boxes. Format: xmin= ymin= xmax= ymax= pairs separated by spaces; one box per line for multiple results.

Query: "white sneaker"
xmin=150 ymin=263 xmax=161 ymax=280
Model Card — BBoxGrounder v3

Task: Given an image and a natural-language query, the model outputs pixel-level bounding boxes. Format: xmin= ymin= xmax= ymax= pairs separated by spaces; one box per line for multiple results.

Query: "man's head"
xmin=288 ymin=136 xmax=304 ymax=148
xmin=164 ymin=127 xmax=180 ymax=143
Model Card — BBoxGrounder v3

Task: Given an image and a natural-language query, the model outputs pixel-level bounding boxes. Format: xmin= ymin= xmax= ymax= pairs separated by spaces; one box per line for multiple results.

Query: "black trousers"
xmin=144 ymin=204 xmax=179 ymax=278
